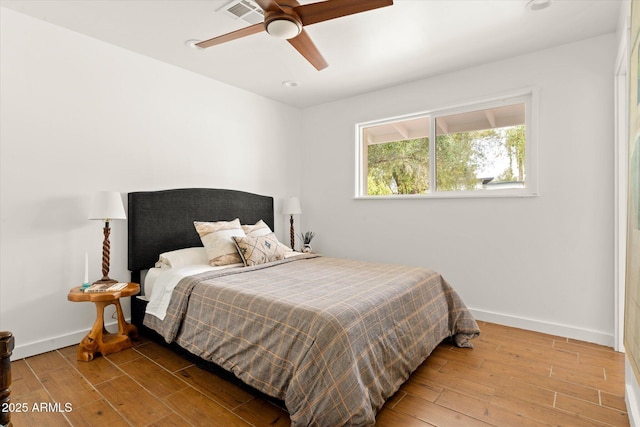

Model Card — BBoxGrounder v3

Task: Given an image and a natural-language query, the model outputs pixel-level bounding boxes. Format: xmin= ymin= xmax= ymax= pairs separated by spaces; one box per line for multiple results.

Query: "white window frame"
xmin=355 ymin=89 xmax=538 ymax=199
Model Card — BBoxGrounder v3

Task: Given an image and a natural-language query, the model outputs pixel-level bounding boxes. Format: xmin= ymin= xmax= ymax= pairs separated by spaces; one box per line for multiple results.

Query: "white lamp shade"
xmin=282 ymin=197 xmax=302 ymax=215
xmin=88 ymin=191 xmax=126 ymax=221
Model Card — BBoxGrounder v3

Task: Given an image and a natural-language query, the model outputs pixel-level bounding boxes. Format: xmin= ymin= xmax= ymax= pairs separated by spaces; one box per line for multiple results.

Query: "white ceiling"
xmin=0 ymin=0 xmax=622 ymax=108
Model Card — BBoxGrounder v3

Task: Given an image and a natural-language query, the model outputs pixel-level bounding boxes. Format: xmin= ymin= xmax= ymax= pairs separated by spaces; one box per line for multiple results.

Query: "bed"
xmin=128 ymin=188 xmax=479 ymax=426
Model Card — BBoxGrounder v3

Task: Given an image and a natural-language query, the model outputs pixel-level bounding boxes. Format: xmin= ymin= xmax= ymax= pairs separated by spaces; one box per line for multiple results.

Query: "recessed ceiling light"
xmin=282 ymin=80 xmax=299 ymax=88
xmin=526 ymin=0 xmax=551 ymax=11
xmin=185 ymin=39 xmax=203 ymax=49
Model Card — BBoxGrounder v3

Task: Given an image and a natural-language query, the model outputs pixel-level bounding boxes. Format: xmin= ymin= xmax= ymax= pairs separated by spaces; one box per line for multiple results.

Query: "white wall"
xmin=0 ymin=8 xmax=302 ymax=359
xmin=300 ymin=34 xmax=617 ymax=346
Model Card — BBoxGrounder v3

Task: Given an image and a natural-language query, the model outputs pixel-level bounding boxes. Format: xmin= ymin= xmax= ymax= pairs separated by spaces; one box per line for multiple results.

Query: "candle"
xmin=84 ymin=252 xmax=89 ymax=284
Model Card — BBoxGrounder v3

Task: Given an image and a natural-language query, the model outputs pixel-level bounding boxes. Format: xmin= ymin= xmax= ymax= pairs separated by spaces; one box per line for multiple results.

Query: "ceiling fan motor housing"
xmin=264 ymin=10 xmax=302 ymax=39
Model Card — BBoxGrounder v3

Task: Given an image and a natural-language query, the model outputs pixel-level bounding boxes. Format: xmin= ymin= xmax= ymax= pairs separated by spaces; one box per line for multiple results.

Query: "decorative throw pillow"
xmin=241 ymin=219 xmax=272 ymax=237
xmin=194 ymin=219 xmax=245 ymax=266
xmin=232 ymin=233 xmax=289 ymax=266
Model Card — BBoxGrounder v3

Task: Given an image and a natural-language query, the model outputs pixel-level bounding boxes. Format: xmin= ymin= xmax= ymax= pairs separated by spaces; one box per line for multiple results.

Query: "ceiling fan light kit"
xmin=266 ymin=17 xmax=302 ymax=39
xmin=196 ymin=0 xmax=394 ymax=70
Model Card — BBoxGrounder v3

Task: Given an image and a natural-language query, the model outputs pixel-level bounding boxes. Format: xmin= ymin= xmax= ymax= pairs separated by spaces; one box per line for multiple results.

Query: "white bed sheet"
xmin=141 ymin=267 xmax=163 ymax=298
xmin=145 ymin=264 xmax=242 ymax=320
xmin=144 ymin=252 xmax=305 ymax=320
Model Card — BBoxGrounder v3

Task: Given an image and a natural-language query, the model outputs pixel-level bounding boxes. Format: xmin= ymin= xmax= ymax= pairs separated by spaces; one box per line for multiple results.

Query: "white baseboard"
xmin=11 ymin=309 xmax=616 ymax=358
xmin=14 ymin=310 xmax=614 ymax=359
xmin=627 ymin=357 xmax=640 ymax=427
xmin=469 ymin=308 xmax=615 ymax=347
xmin=10 ymin=320 xmax=124 ymax=360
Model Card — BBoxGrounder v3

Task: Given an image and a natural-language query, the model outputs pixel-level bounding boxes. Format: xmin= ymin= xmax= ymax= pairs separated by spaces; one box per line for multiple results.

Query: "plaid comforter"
xmin=144 ymin=255 xmax=479 ymax=426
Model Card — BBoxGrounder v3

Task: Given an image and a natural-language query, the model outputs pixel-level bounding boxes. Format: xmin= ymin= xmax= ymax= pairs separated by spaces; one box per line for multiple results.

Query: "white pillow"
xmin=155 ymin=247 xmax=209 ymax=269
xmin=194 ymin=219 xmax=246 ymax=266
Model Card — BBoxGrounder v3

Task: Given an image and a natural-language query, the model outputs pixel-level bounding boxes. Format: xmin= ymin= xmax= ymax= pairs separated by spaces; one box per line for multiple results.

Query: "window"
xmin=356 ymin=91 xmax=536 ymax=198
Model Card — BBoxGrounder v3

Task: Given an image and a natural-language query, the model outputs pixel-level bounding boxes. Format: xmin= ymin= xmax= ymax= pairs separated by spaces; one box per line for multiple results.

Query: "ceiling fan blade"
xmin=294 ymin=0 xmax=393 ymax=27
xmin=254 ymin=0 xmax=284 ymax=13
xmin=288 ymin=29 xmax=328 ymax=70
xmin=196 ymin=23 xmax=265 ymax=49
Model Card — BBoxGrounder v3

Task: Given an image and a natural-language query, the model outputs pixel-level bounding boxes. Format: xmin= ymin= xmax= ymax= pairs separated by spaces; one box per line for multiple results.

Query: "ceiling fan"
xmin=196 ymin=0 xmax=394 ymax=70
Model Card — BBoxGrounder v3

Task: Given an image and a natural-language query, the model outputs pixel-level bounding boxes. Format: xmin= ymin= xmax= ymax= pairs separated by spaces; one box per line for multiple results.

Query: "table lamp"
xmin=283 ymin=197 xmax=302 ymax=250
xmin=88 ymin=191 xmax=126 ymax=284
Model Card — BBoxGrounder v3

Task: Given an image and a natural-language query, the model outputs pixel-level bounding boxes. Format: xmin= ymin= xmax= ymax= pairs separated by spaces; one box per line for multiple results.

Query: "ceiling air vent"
xmin=220 ymin=0 xmax=264 ymax=25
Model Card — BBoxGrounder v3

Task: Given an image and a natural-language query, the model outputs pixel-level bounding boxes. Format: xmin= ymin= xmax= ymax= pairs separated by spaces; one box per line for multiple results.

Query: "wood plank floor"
xmin=7 ymin=321 xmax=630 ymax=426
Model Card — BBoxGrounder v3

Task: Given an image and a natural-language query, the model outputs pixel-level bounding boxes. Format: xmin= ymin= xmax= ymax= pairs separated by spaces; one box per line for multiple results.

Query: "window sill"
xmin=354 ymin=190 xmax=538 ymax=200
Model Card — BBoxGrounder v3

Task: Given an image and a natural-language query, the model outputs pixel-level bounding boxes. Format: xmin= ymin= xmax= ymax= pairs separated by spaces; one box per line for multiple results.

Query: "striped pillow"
xmin=194 ymin=219 xmax=245 ymax=266
xmin=241 ymin=219 xmax=272 ymax=237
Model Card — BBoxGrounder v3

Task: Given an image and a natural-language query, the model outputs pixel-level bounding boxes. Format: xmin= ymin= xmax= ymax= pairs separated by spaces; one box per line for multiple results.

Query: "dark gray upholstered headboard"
xmin=127 ymin=188 xmax=274 ymax=274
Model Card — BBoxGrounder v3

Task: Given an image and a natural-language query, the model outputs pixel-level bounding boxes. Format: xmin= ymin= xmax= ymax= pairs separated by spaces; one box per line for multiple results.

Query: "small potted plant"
xmin=298 ymin=231 xmax=315 ymax=253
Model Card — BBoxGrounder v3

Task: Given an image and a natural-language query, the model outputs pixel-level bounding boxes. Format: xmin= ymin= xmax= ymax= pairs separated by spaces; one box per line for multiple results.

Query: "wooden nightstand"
xmin=67 ymin=283 xmax=140 ymax=361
